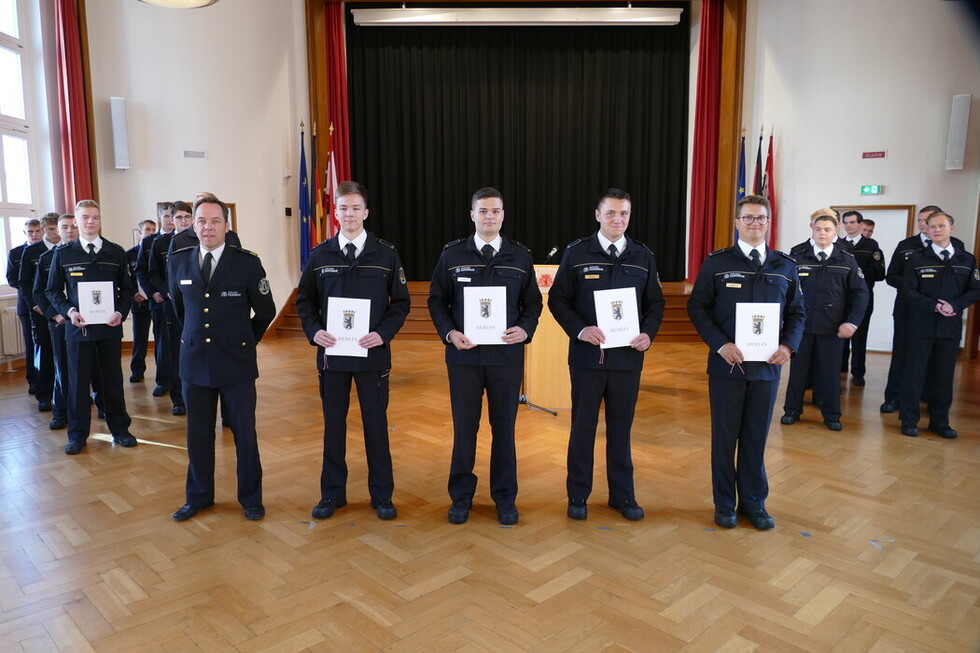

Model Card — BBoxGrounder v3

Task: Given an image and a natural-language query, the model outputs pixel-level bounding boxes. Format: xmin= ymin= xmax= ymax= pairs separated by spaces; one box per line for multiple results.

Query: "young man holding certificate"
xmin=780 ymin=213 xmax=868 ymax=431
xmin=548 ymin=188 xmax=664 ymax=522
xmin=296 ymin=181 xmax=410 ymax=522
xmin=427 ymin=187 xmax=542 ymax=526
xmin=687 ymin=195 xmax=805 ymax=531
xmin=45 ymin=200 xmax=138 ymax=455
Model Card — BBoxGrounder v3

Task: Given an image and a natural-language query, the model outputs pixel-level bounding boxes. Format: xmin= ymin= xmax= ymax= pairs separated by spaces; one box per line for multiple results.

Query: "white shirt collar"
xmin=473 ymin=234 xmax=502 ymax=254
xmin=931 ymin=243 xmax=954 ymax=258
xmin=78 ymin=235 xmax=103 ymax=253
xmin=814 ymin=243 xmax=834 ymax=259
xmin=920 ymin=232 xmax=931 ymax=245
xmin=42 ymin=237 xmax=57 ymax=250
xmin=338 ymin=230 xmax=368 ymax=258
xmin=597 ymin=232 xmax=627 ymax=256
xmin=736 ymin=240 xmax=766 ymax=265
xmin=200 ymin=242 xmax=226 ymax=266
xmin=847 ymin=233 xmax=862 ymax=245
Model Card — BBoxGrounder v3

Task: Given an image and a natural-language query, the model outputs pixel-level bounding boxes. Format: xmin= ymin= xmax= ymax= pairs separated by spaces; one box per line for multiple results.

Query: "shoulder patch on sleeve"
xmin=873 ymin=251 xmax=882 ymax=261
xmin=258 ymin=278 xmax=270 ymax=295
xmin=442 ymin=238 xmax=465 ymax=250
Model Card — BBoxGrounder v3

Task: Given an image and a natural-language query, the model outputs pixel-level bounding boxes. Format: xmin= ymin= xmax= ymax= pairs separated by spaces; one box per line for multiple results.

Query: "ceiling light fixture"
xmin=351 ymin=7 xmax=683 ymax=27
xmin=138 ymin=0 xmax=220 ymax=9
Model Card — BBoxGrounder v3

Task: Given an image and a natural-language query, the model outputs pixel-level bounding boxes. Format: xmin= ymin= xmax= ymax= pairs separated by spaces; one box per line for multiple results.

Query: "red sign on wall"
xmin=862 ymin=151 xmax=887 ymax=159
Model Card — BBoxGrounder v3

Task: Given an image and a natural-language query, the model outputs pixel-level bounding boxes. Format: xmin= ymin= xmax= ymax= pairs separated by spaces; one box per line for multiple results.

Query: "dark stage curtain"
xmin=346 ymin=2 xmax=690 ymax=281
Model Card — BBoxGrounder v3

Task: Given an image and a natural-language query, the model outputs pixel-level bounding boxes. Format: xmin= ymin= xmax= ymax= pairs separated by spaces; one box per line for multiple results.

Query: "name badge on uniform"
xmin=70 ymin=272 xmax=83 ymax=277
xmin=726 ymin=282 xmax=742 ymax=288
xmin=457 ymin=277 xmax=471 ymax=282
xmin=585 ymin=274 xmax=601 ymax=279
xmin=180 ymin=279 xmax=192 ymax=285
xmin=798 ymin=272 xmax=809 ymax=277
xmin=921 ymin=274 xmax=934 ymax=278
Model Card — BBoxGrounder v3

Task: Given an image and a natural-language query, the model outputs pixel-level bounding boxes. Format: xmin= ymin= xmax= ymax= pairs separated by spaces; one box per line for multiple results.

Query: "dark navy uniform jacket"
xmin=136 ymin=232 xmax=164 ymax=305
xmin=901 ymin=247 xmax=980 ymax=340
xmin=548 ymin=233 xmax=665 ymax=371
xmin=32 ymin=246 xmax=64 ymax=321
xmin=296 ymin=232 xmax=410 ymax=373
xmin=126 ymin=245 xmax=150 ymax=315
xmin=169 ymin=245 xmax=276 ymax=387
xmin=45 ymin=239 xmax=133 ymax=342
xmin=885 ymin=234 xmax=966 ymax=314
xmin=428 ymin=236 xmax=543 ymax=367
xmin=687 ymin=246 xmax=805 ymax=381
xmin=18 ymin=240 xmax=57 ymax=313
xmin=6 ymin=243 xmax=31 ymax=316
xmin=147 ymin=231 xmax=176 ymax=299
xmin=848 ymin=236 xmax=886 ymax=288
xmin=788 ymin=242 xmax=868 ymax=335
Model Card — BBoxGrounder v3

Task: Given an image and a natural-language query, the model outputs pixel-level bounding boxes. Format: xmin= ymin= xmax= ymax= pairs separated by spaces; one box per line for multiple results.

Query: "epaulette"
xmin=840 ymin=249 xmax=856 ymax=258
xmin=442 ymin=238 xmax=465 ymax=250
xmin=566 ymin=237 xmax=587 ymax=248
xmin=173 ymin=245 xmax=196 ymax=254
xmin=631 ymin=239 xmax=655 ymax=256
xmin=708 ymin=247 xmax=731 ymax=257
xmin=229 ymin=245 xmax=259 ymax=257
xmin=55 ymin=241 xmax=72 ymax=249
xmin=102 ymin=240 xmax=124 ymax=252
xmin=510 ymin=240 xmax=532 ymax=253
xmin=377 ymin=238 xmax=396 ymax=250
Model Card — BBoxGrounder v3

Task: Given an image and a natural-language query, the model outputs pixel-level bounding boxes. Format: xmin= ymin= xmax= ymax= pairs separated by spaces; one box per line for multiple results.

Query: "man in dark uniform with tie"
xmin=838 ymin=210 xmax=885 ymax=385
xmin=898 ymin=212 xmax=980 ymax=439
xmin=45 ymin=200 xmax=138 ymax=455
xmin=126 ymin=218 xmax=156 ymax=383
xmin=780 ymin=213 xmax=868 ymax=430
xmin=6 ymin=217 xmax=44 ymax=395
xmin=32 ymin=214 xmax=80 ymax=431
xmin=19 ymin=213 xmax=62 ymax=412
xmin=148 ymin=201 xmax=194 ymax=415
xmin=296 ymin=181 xmax=410 ymax=522
xmin=169 ymin=195 xmax=276 ymax=521
xmin=428 ymin=187 xmax=543 ymax=525
xmin=137 ymin=203 xmax=173 ymax=396
xmin=688 ymin=195 xmax=805 ymax=530
xmin=548 ymin=188 xmax=665 ymax=521
xmin=880 ymin=205 xmax=964 ymax=413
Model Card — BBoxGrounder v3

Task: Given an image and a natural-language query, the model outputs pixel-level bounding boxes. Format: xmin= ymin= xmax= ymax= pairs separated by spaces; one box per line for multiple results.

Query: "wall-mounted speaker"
xmin=945 ymin=93 xmax=972 ymax=171
xmin=110 ymin=96 xmax=131 ymax=170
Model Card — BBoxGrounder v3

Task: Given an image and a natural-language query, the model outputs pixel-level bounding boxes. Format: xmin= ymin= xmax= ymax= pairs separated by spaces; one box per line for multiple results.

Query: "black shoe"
xmin=173 ymin=502 xmax=212 ymax=521
xmin=64 ymin=440 xmax=86 ymax=455
xmin=371 ymin=498 xmax=397 ymax=520
xmin=567 ymin=498 xmax=587 ymax=520
xmin=714 ymin=508 xmax=737 ymax=529
xmin=928 ymin=424 xmax=958 ymax=439
xmin=608 ymin=499 xmax=645 ymax=521
xmin=129 ymin=374 xmax=143 ymax=383
xmin=497 ymin=505 xmax=519 ymax=525
xmin=113 ymin=433 xmax=138 ymax=447
xmin=900 ymin=423 xmax=919 ymax=437
xmin=171 ymin=404 xmax=186 ymax=416
xmin=824 ymin=419 xmax=843 ymax=431
xmin=852 ymin=376 xmax=865 ymax=386
xmin=49 ymin=417 xmax=67 ymax=430
xmin=737 ymin=505 xmax=775 ymax=530
xmin=311 ymin=497 xmax=347 ymax=519
xmin=152 ymin=385 xmax=169 ymax=397
xmin=880 ymin=402 xmax=898 ymax=414
xmin=780 ymin=413 xmax=798 ymax=425
xmin=244 ymin=505 xmax=265 ymax=521
xmin=448 ymin=496 xmax=472 ymax=524
xmin=38 ymin=401 xmax=52 ymax=412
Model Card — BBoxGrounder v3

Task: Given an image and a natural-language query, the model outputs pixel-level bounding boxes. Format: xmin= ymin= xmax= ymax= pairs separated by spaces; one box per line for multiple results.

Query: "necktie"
xmin=87 ymin=243 xmax=96 ymax=259
xmin=202 ymin=252 xmax=213 ymax=285
xmin=749 ymin=248 xmax=761 ymax=271
xmin=941 ymin=250 xmax=950 ymax=263
xmin=818 ymin=251 xmax=827 ymax=263
xmin=607 ymin=243 xmax=618 ymax=259
xmin=482 ymin=243 xmax=494 ymax=263
xmin=345 ymin=243 xmax=356 ymax=263
xmin=925 ymin=238 xmax=932 ymax=246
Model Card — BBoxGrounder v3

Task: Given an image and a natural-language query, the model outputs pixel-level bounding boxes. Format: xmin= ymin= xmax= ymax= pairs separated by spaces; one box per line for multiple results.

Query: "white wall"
xmin=84 ymin=0 xmax=309 ymax=323
xmin=743 ymin=0 xmax=980 ymax=253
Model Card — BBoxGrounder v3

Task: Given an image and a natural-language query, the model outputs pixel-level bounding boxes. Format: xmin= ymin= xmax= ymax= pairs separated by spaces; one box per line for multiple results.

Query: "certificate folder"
xmin=592 ymin=287 xmax=640 ymax=349
xmin=735 ymin=302 xmax=780 ymax=361
xmin=325 ymin=297 xmax=371 ymax=358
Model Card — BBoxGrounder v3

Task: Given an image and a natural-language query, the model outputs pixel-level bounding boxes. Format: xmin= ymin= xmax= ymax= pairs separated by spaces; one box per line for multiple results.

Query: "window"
xmin=0 ymin=0 xmax=40 ymax=285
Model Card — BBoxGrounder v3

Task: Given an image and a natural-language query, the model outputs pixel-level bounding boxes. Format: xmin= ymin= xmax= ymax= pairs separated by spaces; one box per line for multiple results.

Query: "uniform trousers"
xmin=47 ymin=322 xmax=68 ymax=420
xmin=65 ymin=338 xmax=131 ymax=443
xmin=129 ymin=307 xmax=152 ymax=377
xmin=708 ymin=375 xmax=778 ymax=511
xmin=884 ymin=317 xmax=938 ymax=406
xmin=318 ymin=370 xmax=394 ymax=502
xmin=164 ymin=303 xmax=184 ymax=406
xmin=785 ymin=333 xmax=845 ymax=421
xmin=183 ymin=379 xmax=262 ymax=508
xmin=841 ymin=300 xmax=873 ymax=377
xmin=149 ymin=307 xmax=168 ymax=387
xmin=446 ymin=364 xmax=522 ymax=507
xmin=899 ymin=336 xmax=958 ymax=427
xmin=18 ymin=312 xmax=38 ymax=389
xmin=567 ymin=367 xmax=641 ymax=503
xmin=30 ymin=311 xmax=53 ymax=403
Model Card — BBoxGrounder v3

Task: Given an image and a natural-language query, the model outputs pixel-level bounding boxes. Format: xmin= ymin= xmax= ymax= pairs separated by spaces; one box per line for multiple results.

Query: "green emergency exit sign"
xmin=861 ymin=185 xmax=882 ymax=195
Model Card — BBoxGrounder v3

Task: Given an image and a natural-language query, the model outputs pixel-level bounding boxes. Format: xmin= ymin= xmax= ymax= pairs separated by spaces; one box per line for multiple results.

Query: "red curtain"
xmin=686 ymin=0 xmax=723 ymax=282
xmin=326 ymin=2 xmax=351 ymax=182
xmin=54 ymin=0 xmax=93 ymax=208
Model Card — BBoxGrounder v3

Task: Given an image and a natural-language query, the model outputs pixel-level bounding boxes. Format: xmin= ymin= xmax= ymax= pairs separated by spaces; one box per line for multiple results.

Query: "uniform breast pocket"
xmin=357 ymin=267 xmax=390 ymax=285
xmin=493 ymin=267 xmax=525 ymax=291
xmin=761 ymin=274 xmax=790 ymax=301
xmin=621 ymin=266 xmax=649 ymax=288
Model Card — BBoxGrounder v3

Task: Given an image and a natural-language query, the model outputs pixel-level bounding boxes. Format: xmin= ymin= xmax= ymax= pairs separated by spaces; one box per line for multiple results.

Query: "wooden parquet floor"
xmin=0 ymin=339 xmax=977 ymax=652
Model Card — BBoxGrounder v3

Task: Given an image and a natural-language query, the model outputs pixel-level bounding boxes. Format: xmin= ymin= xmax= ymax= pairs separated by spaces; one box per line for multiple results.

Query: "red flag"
xmin=763 ymin=133 xmax=778 ymax=248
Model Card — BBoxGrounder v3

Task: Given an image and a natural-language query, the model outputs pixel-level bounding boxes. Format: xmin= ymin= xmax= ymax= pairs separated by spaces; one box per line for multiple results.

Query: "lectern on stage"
xmin=522 ymin=264 xmax=571 ymax=412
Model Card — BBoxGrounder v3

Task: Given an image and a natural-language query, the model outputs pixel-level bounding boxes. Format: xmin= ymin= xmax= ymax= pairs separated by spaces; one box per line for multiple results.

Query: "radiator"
xmin=1 ymin=306 xmax=26 ymax=358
